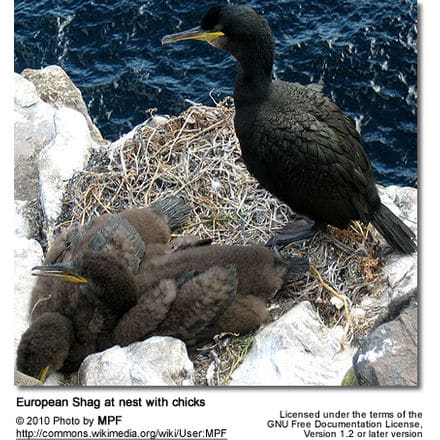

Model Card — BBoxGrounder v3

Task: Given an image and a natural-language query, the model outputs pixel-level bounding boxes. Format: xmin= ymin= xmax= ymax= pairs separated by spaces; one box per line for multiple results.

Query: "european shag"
xmin=112 ymin=243 xmax=309 ymax=347
xmin=16 ymin=196 xmax=191 ymax=381
xmin=46 ymin=195 xmax=191 ymax=269
xmin=25 ymin=242 xmax=308 ymax=360
xmin=161 ymin=5 xmax=416 ymax=254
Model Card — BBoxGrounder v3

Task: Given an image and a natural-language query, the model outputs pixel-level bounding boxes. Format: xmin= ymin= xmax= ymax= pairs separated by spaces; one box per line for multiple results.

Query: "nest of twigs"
xmin=56 ymin=98 xmax=387 ymax=386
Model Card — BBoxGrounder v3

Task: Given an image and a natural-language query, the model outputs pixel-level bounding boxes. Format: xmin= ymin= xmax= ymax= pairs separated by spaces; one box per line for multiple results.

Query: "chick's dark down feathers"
xmin=112 ymin=244 xmax=308 ymax=347
xmin=16 ymin=197 xmax=190 ymax=378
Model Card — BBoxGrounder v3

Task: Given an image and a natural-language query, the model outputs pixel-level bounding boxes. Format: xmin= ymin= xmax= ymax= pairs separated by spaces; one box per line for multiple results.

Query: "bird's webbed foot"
xmin=266 ymin=214 xmax=319 ymax=246
xmin=16 ymin=312 xmax=74 ymax=382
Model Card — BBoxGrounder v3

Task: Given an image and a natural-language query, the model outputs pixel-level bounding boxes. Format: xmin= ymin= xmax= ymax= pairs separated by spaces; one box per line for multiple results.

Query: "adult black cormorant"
xmin=161 ymin=5 xmax=416 ymax=254
xmin=16 ymin=196 xmax=191 ymax=381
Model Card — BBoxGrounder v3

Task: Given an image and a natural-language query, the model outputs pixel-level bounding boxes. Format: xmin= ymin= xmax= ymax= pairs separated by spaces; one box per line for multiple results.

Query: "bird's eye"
xmin=213 ymin=24 xmax=223 ymax=32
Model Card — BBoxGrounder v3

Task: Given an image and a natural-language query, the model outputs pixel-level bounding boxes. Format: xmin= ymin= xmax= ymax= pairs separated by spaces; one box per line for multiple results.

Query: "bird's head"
xmin=31 ymin=262 xmax=90 ymax=284
xmin=16 ymin=313 xmax=74 ymax=383
xmin=161 ymin=4 xmax=274 ymax=63
xmin=32 ymin=252 xmax=137 ymax=314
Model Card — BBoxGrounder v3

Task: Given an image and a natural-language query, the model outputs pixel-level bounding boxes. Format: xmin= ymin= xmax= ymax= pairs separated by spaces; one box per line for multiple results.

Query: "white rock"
xmin=15 ymin=201 xmax=32 ymax=238
xmin=382 ymin=253 xmax=417 ymax=301
xmin=14 ymin=74 xmax=56 ymax=207
xmin=355 ymin=185 xmax=418 ymax=313
xmin=37 ymin=107 xmax=92 ymax=232
xmin=377 ymin=185 xmax=417 ymax=233
xmin=351 ymin=307 xmax=367 ymax=318
xmin=14 ymin=73 xmax=40 ymax=108
xmin=230 ymin=301 xmax=354 ymax=386
xmin=14 ymin=74 xmax=56 ymax=156
xmin=21 ymin=65 xmax=108 ymax=147
xmin=371 ymin=186 xmax=417 ymax=304
xmin=79 ymin=337 xmax=194 ymax=386
xmin=14 ymin=235 xmax=43 ymax=352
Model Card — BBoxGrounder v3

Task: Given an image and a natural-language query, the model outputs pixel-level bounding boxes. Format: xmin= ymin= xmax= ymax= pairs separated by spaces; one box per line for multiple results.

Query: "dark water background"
xmin=14 ymin=0 xmax=417 ymax=186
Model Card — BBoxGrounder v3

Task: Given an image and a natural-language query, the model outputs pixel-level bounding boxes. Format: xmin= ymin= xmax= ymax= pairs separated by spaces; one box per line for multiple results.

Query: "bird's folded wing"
xmin=89 ymin=215 xmax=146 ymax=272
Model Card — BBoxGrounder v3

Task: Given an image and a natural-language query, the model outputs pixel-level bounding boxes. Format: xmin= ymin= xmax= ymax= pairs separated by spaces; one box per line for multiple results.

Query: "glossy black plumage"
xmin=162 ymin=5 xmax=416 ymax=254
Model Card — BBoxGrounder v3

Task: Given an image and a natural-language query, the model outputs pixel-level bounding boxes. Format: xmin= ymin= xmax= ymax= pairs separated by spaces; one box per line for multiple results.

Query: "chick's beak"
xmin=31 ymin=263 xmax=89 ymax=284
xmin=161 ymin=26 xmax=224 ymax=45
xmin=38 ymin=366 xmax=50 ymax=383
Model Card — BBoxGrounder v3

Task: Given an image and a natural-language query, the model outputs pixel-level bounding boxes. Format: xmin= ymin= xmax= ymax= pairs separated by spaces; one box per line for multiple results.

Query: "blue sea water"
xmin=14 ymin=0 xmax=417 ymax=187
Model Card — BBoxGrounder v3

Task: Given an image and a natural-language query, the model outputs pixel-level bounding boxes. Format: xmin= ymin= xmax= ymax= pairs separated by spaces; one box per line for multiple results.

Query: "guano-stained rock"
xmin=230 ymin=301 xmax=355 ymax=386
xmin=352 ymin=290 xmax=418 ymax=386
xmin=79 ymin=337 xmax=194 ymax=386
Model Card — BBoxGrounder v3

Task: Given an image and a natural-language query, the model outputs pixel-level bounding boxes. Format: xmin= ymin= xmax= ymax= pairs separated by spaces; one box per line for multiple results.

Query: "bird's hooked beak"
xmin=31 ymin=263 xmax=89 ymax=284
xmin=161 ymin=26 xmax=225 ymax=45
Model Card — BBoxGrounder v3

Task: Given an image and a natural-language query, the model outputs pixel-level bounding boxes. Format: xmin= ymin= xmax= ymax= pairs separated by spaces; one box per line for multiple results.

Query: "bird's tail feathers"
xmin=371 ymin=203 xmax=416 ymax=254
xmin=149 ymin=196 xmax=191 ymax=230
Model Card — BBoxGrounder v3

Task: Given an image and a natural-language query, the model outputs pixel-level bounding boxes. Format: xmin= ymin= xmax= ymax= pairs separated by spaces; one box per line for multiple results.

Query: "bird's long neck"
xmin=78 ymin=252 xmax=137 ymax=315
xmin=232 ymin=38 xmax=274 ymax=107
